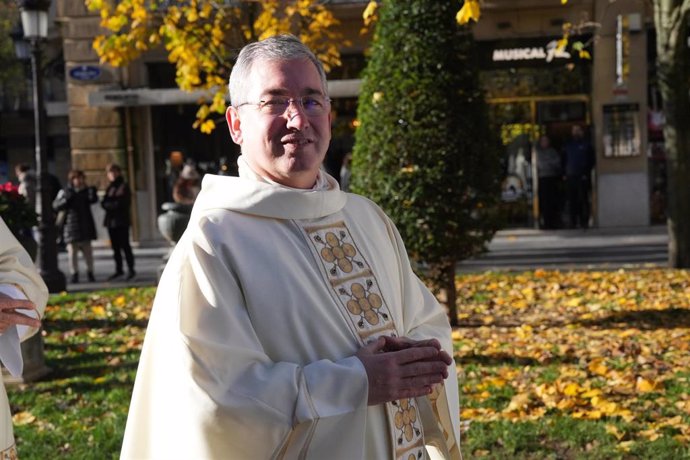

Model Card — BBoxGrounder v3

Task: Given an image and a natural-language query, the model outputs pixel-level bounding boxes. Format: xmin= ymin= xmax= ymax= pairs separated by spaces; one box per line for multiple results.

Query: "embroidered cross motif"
xmin=0 ymin=445 xmax=18 ymax=460
xmin=343 ymin=280 xmax=387 ymax=328
xmin=313 ymin=230 xmax=364 ymax=276
xmin=393 ymin=399 xmax=421 ymax=444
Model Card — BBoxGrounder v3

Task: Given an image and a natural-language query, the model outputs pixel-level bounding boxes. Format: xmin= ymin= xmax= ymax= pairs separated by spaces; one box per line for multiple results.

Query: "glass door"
xmin=488 ymin=96 xmax=590 ymax=228
xmin=489 ymin=100 xmax=539 ymax=227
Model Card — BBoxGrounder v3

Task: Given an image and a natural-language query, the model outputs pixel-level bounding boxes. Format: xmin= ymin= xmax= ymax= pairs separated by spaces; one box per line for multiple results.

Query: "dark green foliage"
xmin=0 ymin=1 xmax=24 ymax=98
xmin=351 ymin=0 xmax=502 ymax=321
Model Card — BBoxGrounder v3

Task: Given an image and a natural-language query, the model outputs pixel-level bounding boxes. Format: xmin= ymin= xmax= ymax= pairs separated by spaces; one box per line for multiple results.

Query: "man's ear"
xmin=226 ymin=106 xmax=242 ymax=145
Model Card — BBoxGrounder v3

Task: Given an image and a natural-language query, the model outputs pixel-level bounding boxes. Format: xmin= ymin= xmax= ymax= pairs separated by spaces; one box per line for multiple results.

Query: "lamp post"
xmin=2 ymin=5 xmax=56 ymax=384
xmin=18 ymin=0 xmax=65 ymax=293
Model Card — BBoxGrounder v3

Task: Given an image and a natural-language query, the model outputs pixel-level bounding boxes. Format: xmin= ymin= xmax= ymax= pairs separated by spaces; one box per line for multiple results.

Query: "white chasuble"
xmin=121 ymin=165 xmax=461 ymax=459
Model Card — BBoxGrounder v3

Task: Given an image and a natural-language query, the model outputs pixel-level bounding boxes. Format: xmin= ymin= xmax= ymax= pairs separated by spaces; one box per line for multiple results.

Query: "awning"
xmin=88 ymin=79 xmax=362 ymax=108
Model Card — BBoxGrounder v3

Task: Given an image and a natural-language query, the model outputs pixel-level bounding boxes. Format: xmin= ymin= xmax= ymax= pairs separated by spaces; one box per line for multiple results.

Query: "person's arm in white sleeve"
xmin=0 ymin=217 xmax=48 ymax=376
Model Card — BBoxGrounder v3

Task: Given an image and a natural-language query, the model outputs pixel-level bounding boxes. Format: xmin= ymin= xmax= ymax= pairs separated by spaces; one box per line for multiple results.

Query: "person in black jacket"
xmin=102 ymin=163 xmax=135 ymax=280
xmin=563 ymin=125 xmax=595 ymax=229
xmin=53 ymin=170 xmax=98 ymax=283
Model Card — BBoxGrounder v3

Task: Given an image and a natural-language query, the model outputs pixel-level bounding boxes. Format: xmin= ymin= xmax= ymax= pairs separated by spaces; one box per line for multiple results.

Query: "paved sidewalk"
xmin=58 ymin=225 xmax=670 ymax=292
xmin=457 ymin=225 xmax=668 ymax=272
xmin=58 ymin=242 xmax=170 ymax=292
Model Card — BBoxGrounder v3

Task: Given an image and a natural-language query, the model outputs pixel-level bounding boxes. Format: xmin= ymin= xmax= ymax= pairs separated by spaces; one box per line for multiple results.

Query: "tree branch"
xmin=666 ymin=0 xmax=690 ymax=54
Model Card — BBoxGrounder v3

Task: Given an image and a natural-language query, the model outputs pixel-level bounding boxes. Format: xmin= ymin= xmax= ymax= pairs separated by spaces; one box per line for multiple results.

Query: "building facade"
xmin=1 ymin=1 xmax=70 ymax=193
xmin=474 ymin=0 xmax=657 ymax=228
xmin=46 ymin=0 xmax=660 ymax=242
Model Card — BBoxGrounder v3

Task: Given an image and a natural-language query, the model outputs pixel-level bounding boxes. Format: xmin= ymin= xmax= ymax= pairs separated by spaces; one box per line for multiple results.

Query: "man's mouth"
xmin=282 ymin=136 xmax=312 ymax=146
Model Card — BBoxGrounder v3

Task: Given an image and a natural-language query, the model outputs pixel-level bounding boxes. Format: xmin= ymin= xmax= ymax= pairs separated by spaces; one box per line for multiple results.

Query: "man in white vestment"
xmin=0 ymin=217 xmax=47 ymax=458
xmin=121 ymin=34 xmax=462 ymax=459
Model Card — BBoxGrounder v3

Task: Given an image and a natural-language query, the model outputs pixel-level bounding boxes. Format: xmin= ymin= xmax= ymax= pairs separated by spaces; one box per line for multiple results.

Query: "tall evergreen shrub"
xmin=351 ymin=0 xmax=502 ymax=325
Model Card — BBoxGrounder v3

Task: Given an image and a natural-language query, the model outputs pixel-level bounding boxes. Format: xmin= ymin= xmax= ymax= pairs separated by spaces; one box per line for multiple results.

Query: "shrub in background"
xmin=351 ymin=0 xmax=502 ymax=325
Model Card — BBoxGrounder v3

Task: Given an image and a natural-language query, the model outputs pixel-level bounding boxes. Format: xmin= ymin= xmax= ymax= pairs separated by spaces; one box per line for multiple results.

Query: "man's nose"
xmin=285 ymin=102 xmax=309 ymax=128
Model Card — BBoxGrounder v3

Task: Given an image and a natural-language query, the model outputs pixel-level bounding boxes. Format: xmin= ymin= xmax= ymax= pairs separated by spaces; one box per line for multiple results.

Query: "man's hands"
xmin=356 ymin=336 xmax=452 ymax=406
xmin=0 ymin=293 xmax=41 ymax=334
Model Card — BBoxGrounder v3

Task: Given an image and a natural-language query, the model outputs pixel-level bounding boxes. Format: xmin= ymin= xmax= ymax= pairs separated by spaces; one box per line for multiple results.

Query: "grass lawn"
xmin=7 ymin=269 xmax=690 ymax=459
xmin=7 ymin=287 xmax=155 ymax=460
xmin=456 ymin=269 xmax=690 ymax=459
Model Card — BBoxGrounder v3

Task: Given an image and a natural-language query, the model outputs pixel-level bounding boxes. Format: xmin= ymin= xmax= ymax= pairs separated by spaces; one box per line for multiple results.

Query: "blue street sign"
xmin=69 ymin=65 xmax=101 ymax=81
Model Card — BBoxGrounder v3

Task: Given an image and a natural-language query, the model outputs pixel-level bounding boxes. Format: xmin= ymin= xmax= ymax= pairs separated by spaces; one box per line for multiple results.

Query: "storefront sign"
xmin=492 ymin=40 xmax=570 ymax=63
xmin=479 ymin=35 xmax=591 ymax=69
xmin=69 ymin=65 xmax=101 ymax=81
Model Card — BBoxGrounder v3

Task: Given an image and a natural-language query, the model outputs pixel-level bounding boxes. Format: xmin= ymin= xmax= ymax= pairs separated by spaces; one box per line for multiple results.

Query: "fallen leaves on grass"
xmin=12 ymin=411 xmax=36 ymax=426
xmin=455 ymin=269 xmax=690 ymax=446
xmin=8 ymin=287 xmax=157 ymax=458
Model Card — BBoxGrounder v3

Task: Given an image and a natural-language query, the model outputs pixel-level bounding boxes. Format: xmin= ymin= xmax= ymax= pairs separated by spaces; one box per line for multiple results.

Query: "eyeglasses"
xmin=236 ymin=95 xmax=331 ymax=117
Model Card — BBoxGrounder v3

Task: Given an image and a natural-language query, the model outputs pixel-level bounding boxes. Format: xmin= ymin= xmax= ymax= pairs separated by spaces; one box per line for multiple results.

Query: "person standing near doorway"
xmin=563 ymin=125 xmax=595 ymax=229
xmin=53 ymin=170 xmax=99 ymax=283
xmin=102 ymin=163 xmax=135 ymax=280
xmin=536 ymin=135 xmax=563 ymax=229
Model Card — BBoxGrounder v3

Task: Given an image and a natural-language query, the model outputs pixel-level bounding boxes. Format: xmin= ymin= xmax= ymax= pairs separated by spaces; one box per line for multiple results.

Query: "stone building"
xmin=7 ymin=0 xmax=661 ymax=242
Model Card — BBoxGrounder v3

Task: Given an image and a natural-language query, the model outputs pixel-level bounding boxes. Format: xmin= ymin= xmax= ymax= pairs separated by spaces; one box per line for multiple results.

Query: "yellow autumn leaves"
xmin=86 ymin=0 xmax=343 ymax=133
xmin=364 ymin=0 xmax=482 ymax=25
xmin=456 ymin=0 xmax=480 ymax=25
xmin=88 ymin=0 xmax=588 ymax=133
xmin=454 ymin=269 xmax=690 ymax=449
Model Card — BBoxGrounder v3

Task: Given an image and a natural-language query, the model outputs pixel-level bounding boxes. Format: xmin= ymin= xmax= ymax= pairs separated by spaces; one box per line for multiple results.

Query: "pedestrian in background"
xmin=14 ymin=164 xmax=62 ymax=209
xmin=0 ymin=217 xmax=47 ymax=459
xmin=172 ymin=163 xmax=201 ymax=205
xmin=340 ymin=152 xmax=352 ymax=192
xmin=101 ymin=163 xmax=135 ymax=281
xmin=563 ymin=125 xmax=595 ymax=229
xmin=53 ymin=170 xmax=99 ymax=283
xmin=536 ymin=135 xmax=563 ymax=229
xmin=14 ymin=164 xmax=37 ymax=210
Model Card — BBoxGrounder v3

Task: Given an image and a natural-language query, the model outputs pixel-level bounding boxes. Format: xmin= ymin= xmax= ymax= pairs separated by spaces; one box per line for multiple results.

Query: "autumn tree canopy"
xmin=86 ymin=0 xmax=345 ymax=133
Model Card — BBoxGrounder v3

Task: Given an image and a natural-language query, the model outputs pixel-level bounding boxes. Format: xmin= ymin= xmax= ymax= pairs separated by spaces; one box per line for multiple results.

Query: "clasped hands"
xmin=0 ymin=293 xmax=41 ymax=334
xmin=356 ymin=336 xmax=452 ymax=406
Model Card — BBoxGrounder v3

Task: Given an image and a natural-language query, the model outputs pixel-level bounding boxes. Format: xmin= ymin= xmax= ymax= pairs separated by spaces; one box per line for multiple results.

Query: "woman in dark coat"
xmin=53 ymin=170 xmax=98 ymax=283
xmin=101 ymin=163 xmax=135 ymax=280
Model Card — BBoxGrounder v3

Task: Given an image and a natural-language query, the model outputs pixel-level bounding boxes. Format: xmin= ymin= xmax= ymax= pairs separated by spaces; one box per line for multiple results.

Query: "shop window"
xmin=147 ymin=62 xmax=177 ymax=89
xmin=326 ymin=54 xmax=366 ymax=80
xmin=602 ymin=103 xmax=641 ymax=158
xmin=481 ymin=66 xmax=590 ymax=99
xmin=538 ymin=101 xmax=586 ymax=123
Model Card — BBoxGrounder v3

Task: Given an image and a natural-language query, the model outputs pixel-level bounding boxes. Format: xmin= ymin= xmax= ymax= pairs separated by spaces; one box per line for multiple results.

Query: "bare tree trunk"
xmin=443 ymin=263 xmax=458 ymax=327
xmin=654 ymin=0 xmax=690 ymax=267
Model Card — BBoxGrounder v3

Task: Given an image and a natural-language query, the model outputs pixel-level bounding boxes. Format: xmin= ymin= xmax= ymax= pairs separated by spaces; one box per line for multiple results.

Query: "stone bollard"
xmin=156 ymin=202 xmax=193 ymax=281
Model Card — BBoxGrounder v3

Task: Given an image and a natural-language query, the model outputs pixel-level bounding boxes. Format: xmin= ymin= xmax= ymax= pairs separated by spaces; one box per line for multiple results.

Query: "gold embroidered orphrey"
xmin=304 ymin=221 xmax=426 ymax=460
xmin=1 ymin=444 xmax=17 ymax=460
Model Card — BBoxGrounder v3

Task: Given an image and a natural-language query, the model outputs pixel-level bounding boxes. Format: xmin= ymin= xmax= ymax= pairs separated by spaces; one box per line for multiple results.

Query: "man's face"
xmin=226 ymin=58 xmax=331 ymax=189
xmin=107 ymin=169 xmax=120 ymax=182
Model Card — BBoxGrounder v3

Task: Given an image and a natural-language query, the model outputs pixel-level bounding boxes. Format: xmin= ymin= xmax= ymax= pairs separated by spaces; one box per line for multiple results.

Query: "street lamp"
xmin=17 ymin=0 xmax=65 ymax=293
xmin=9 ymin=23 xmax=30 ymax=61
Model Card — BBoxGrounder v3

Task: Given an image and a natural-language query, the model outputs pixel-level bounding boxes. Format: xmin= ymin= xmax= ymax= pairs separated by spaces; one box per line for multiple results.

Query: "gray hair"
xmin=228 ymin=34 xmax=328 ymax=107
